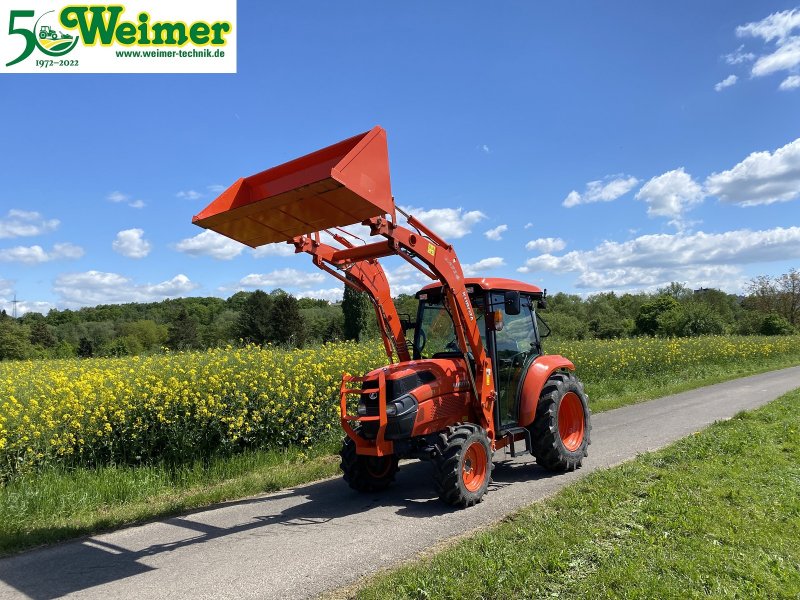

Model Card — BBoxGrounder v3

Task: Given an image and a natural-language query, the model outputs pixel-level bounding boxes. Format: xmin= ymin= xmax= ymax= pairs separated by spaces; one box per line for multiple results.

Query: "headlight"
xmin=357 ymin=401 xmax=368 ymax=416
xmin=386 ymin=394 xmax=417 ymax=418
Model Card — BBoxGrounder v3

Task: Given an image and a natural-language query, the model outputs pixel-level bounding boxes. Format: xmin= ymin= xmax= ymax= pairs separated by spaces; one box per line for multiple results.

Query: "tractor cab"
xmin=414 ymin=278 xmax=547 ymax=431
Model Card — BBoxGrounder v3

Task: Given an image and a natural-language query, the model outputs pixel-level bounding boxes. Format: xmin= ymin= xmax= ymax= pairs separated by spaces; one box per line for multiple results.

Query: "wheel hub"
xmin=558 ymin=391 xmax=586 ymax=452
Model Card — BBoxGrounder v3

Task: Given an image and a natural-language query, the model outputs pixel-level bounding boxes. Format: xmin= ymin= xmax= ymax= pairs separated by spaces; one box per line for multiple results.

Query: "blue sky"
xmin=1 ymin=1 xmax=800 ymax=315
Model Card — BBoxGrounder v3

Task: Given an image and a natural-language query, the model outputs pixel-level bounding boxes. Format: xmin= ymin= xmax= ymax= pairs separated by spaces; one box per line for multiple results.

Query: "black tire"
xmin=432 ymin=424 xmax=492 ymax=508
xmin=529 ymin=371 xmax=591 ymax=471
xmin=339 ymin=436 xmax=399 ymax=492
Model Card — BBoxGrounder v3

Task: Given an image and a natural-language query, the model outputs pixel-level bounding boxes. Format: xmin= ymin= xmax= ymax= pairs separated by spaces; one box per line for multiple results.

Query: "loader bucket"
xmin=192 ymin=126 xmax=394 ymax=247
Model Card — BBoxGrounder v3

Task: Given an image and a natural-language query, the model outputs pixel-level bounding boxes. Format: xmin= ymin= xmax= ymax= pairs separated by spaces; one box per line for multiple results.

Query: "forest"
xmin=0 ymin=268 xmax=797 ymax=361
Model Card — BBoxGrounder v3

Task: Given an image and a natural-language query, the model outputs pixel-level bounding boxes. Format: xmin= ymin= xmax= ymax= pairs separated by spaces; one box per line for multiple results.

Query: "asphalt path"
xmin=1 ymin=366 xmax=798 ymax=600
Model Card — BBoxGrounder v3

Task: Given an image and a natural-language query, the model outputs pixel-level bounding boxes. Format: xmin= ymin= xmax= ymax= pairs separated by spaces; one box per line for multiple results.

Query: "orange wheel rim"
xmin=558 ymin=391 xmax=585 ymax=452
xmin=462 ymin=441 xmax=488 ymax=492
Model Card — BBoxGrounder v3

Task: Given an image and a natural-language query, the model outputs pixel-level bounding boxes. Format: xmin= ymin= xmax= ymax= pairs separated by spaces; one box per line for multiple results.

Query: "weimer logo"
xmin=6 ymin=10 xmax=80 ymax=66
xmin=1 ymin=1 xmax=237 ymax=74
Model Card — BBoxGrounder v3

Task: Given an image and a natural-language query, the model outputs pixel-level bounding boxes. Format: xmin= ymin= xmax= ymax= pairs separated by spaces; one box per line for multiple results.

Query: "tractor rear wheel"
xmin=432 ymin=424 xmax=492 ymax=508
xmin=339 ymin=436 xmax=399 ymax=492
xmin=529 ymin=371 xmax=591 ymax=471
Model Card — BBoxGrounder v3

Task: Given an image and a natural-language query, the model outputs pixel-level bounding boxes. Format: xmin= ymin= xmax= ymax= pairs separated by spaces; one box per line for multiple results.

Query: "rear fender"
xmin=517 ymin=355 xmax=575 ymax=428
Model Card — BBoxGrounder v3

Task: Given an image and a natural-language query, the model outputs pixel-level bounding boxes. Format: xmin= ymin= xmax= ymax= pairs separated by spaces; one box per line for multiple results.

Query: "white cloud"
xmin=736 ymin=9 xmax=800 ymax=81
xmin=296 ymin=287 xmax=344 ymax=303
xmin=0 ymin=209 xmax=59 ymax=239
xmin=252 ymin=243 xmax=296 ymax=258
xmin=574 ymin=265 xmax=747 ymax=293
xmin=635 ymin=168 xmax=704 ymax=221
xmin=705 ymin=137 xmax=800 ymax=206
xmin=383 ymin=263 xmax=431 ymax=296
xmin=526 ymin=237 xmax=566 ymax=253
xmin=107 ymin=191 xmax=129 ymax=203
xmin=479 ymin=144 xmax=490 ymax=154
xmin=462 ymin=257 xmax=506 ymax=276
xmin=107 ymin=191 xmax=145 ymax=209
xmin=238 ymin=268 xmax=326 ymax=289
xmin=518 ymin=226 xmax=800 ymax=291
xmin=400 ymin=205 xmax=486 ymax=239
xmin=714 ymin=74 xmax=738 ymax=91
xmin=779 ymin=74 xmax=800 ymax=90
xmin=724 ymin=45 xmax=755 ymax=64
xmin=524 ymin=222 xmax=533 ymax=229
xmin=207 ymin=184 xmax=226 ymax=193
xmin=562 ymin=175 xmax=639 ymax=208
xmin=736 ymin=8 xmax=800 ymax=44
xmin=177 ymin=190 xmax=204 ymax=200
xmin=484 ymin=224 xmax=508 ymax=241
xmin=751 ymin=37 xmax=800 ymax=77
xmin=112 ymin=229 xmax=151 ymax=259
xmin=0 ymin=243 xmax=83 ymax=265
xmin=54 ymin=271 xmax=198 ymax=307
xmin=175 ymin=230 xmax=244 ymax=260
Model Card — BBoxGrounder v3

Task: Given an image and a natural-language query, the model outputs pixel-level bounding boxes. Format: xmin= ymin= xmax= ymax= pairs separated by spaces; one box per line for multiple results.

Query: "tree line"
xmin=0 ymin=269 xmax=797 ymax=361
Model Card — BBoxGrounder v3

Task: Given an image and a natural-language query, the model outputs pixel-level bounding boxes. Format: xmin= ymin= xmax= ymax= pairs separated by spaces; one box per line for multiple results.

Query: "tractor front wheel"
xmin=432 ymin=424 xmax=492 ymax=508
xmin=339 ymin=436 xmax=399 ymax=492
xmin=529 ymin=371 xmax=591 ymax=471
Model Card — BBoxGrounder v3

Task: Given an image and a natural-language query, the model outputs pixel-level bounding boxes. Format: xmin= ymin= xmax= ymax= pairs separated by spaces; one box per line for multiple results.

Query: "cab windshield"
xmin=413 ymin=293 xmax=485 ymax=359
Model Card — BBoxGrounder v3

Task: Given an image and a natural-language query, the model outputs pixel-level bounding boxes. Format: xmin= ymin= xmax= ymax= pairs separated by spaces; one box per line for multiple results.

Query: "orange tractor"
xmin=193 ymin=126 xmax=591 ymax=507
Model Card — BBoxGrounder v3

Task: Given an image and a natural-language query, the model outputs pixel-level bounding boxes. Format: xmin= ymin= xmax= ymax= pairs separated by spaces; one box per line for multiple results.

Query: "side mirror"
xmin=504 ymin=290 xmax=520 ymax=315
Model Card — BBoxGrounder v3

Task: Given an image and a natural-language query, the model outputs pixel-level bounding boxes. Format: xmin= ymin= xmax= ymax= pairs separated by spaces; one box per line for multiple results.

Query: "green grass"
xmin=585 ymin=352 xmax=800 ymax=412
xmin=0 ymin=437 xmax=343 ymax=557
xmin=352 ymin=389 xmax=800 ymax=600
xmin=1 ymin=346 xmax=799 ymax=558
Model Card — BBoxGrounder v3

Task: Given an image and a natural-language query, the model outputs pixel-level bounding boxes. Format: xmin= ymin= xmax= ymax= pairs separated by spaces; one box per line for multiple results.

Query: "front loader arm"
xmin=291 ymin=232 xmax=410 ymax=363
xmin=365 ymin=214 xmax=497 ymax=442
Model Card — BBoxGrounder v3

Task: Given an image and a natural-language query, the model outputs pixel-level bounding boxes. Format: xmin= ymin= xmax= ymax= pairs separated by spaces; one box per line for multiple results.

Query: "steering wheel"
xmin=445 ymin=337 xmax=459 ymax=351
xmin=416 ymin=329 xmax=427 ymax=353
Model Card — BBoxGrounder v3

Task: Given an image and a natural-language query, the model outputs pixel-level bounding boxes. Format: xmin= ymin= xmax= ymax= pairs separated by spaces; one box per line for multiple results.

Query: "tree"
xmin=120 ymin=320 xmax=168 ymax=351
xmin=29 ymin=320 xmax=57 ymax=349
xmin=77 ymin=337 xmax=94 ymax=358
xmin=203 ymin=309 xmax=240 ymax=346
xmin=657 ymin=303 xmax=725 ymax=337
xmin=544 ymin=312 xmax=589 ymax=340
xmin=342 ymin=284 xmax=370 ymax=341
xmin=268 ymin=292 xmax=306 ymax=347
xmin=777 ymin=269 xmax=800 ymax=326
xmin=236 ymin=290 xmax=273 ymax=344
xmin=760 ymin=313 xmax=796 ymax=335
xmin=167 ymin=308 xmax=199 ymax=349
xmin=635 ymin=296 xmax=679 ymax=336
xmin=657 ymin=282 xmax=692 ymax=301
xmin=745 ymin=275 xmax=778 ymax=314
xmin=0 ymin=320 xmax=31 ymax=360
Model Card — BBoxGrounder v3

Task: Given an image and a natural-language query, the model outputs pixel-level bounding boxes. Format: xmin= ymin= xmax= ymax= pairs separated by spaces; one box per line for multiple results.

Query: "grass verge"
xmin=1 ymin=354 xmax=799 ymax=558
xmin=0 ymin=437 xmax=342 ymax=557
xmin=352 ymin=389 xmax=800 ymax=599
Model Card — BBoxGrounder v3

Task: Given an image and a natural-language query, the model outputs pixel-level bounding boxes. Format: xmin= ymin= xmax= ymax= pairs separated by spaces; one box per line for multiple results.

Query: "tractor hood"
xmin=361 ymin=358 xmax=471 ymax=403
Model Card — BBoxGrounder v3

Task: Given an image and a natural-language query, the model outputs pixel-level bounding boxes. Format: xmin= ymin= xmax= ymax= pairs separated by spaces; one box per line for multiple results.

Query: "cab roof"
xmin=417 ymin=277 xmax=542 ymax=296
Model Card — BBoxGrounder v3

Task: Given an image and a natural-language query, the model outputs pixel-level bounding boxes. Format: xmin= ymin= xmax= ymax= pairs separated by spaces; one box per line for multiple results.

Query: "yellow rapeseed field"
xmin=0 ymin=336 xmax=798 ymax=480
xmin=0 ymin=342 xmax=386 ymax=479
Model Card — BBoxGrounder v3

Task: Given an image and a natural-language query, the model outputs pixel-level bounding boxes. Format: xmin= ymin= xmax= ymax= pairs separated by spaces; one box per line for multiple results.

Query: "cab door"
xmin=488 ymin=293 xmax=538 ymax=429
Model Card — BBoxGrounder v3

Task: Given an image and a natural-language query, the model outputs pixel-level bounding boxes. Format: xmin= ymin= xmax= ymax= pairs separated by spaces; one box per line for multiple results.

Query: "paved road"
xmin=1 ymin=366 xmax=799 ymax=600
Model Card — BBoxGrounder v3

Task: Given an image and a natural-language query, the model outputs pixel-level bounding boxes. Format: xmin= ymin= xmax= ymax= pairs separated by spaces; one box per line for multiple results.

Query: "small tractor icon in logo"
xmin=38 ymin=25 xmax=73 ymax=42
